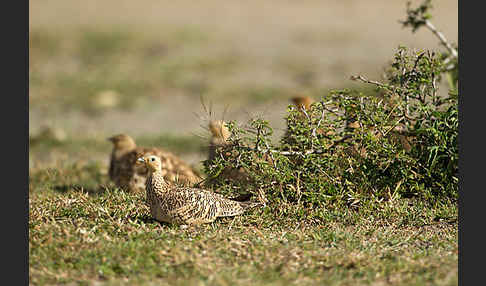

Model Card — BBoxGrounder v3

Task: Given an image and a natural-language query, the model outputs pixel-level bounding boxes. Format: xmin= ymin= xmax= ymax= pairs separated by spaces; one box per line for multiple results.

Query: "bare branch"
xmin=424 ymin=20 xmax=458 ymax=59
xmin=312 ymin=103 xmax=326 ymax=138
xmin=350 ymin=75 xmax=395 ymax=93
xmin=383 ymin=117 xmax=405 ymax=137
xmin=263 ymin=140 xmax=278 ymax=171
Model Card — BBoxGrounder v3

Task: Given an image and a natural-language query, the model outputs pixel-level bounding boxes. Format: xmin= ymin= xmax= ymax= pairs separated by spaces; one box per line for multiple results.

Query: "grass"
xmin=29 ymin=27 xmax=260 ymax=116
xmin=29 ymin=2 xmax=458 ymax=284
xmin=29 ymin=134 xmax=207 ymax=177
xmin=29 ymin=144 xmax=458 ymax=285
xmin=28 ymin=23 xmax=397 ymax=117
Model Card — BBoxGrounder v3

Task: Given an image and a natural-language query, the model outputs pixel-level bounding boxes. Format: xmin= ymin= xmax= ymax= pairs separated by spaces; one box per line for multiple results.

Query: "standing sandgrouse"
xmin=291 ymin=95 xmax=315 ymax=113
xmin=108 ymin=134 xmax=202 ymax=193
xmin=139 ymin=155 xmax=259 ymax=225
xmin=205 ymin=120 xmax=254 ymax=186
xmin=208 ymin=120 xmax=232 ymax=164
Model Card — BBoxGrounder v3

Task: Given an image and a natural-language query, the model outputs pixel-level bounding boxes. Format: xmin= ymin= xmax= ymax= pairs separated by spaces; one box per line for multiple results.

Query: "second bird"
xmin=108 ymin=134 xmax=202 ymax=193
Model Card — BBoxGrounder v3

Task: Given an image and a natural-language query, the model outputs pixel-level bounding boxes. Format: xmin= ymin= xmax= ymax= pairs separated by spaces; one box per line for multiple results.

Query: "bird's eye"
xmin=150 ymin=158 xmax=155 ymax=162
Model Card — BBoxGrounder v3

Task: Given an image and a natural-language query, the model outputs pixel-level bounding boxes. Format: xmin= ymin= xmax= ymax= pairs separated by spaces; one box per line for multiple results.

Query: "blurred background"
xmin=29 ymin=0 xmax=457 ymax=170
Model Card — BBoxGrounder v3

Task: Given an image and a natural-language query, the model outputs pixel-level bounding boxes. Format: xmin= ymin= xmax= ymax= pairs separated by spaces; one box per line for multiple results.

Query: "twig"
xmin=240 ymin=145 xmax=324 ymax=156
xmin=412 ymin=51 xmax=426 ymax=71
xmin=424 ymin=20 xmax=458 ymax=59
xmin=238 ymin=132 xmax=354 ymax=157
xmin=264 ymin=140 xmax=278 ymax=171
xmin=350 ymin=75 xmax=395 ymax=93
xmin=384 ymin=103 xmax=401 ymax=124
xmin=383 ymin=117 xmax=405 ymax=137
xmin=296 ymin=172 xmax=301 ymax=205
xmin=300 ymin=106 xmax=315 ymax=150
xmin=322 ymin=105 xmax=341 ymax=116
xmin=312 ymin=161 xmax=338 ymax=183
xmin=312 ymin=102 xmax=327 ymax=138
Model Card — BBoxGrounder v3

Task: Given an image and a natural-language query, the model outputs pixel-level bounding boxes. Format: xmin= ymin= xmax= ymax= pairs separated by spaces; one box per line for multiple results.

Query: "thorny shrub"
xmin=203 ymin=0 xmax=458 ymax=210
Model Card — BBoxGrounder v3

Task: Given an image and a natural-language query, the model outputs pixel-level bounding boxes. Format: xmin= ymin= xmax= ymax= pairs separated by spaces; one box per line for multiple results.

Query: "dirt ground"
xmin=29 ymin=0 xmax=458 ymax=165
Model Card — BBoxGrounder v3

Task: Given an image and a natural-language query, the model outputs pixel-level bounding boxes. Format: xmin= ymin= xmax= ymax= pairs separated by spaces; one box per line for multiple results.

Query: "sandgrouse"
xmin=108 ymin=134 xmax=202 ymax=193
xmin=205 ymin=120 xmax=254 ymax=186
xmin=139 ymin=155 xmax=259 ymax=225
xmin=291 ymin=95 xmax=315 ymax=113
xmin=208 ymin=120 xmax=232 ymax=163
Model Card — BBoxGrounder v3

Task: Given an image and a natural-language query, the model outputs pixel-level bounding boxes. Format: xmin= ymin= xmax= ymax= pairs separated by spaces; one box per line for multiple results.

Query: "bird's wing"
xmin=175 ymin=187 xmax=246 ymax=219
xmin=133 ymin=146 xmax=202 ymax=186
xmin=164 ymin=188 xmax=220 ymax=224
xmin=161 ymin=152 xmax=202 ymax=184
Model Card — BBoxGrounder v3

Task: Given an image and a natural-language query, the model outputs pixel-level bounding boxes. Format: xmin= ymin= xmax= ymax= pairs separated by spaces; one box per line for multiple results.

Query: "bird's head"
xmin=137 ymin=155 xmax=162 ymax=173
xmin=108 ymin=134 xmax=137 ymax=151
xmin=291 ymin=96 xmax=315 ymax=112
xmin=208 ymin=120 xmax=231 ymax=141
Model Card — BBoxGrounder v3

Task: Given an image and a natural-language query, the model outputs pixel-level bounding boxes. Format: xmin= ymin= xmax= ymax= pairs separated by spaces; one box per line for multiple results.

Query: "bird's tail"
xmin=218 ymin=200 xmax=263 ymax=217
xmin=239 ymin=200 xmax=264 ymax=210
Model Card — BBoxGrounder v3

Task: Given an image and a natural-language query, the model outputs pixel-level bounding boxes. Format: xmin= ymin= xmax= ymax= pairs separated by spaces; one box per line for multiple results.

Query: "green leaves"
xmin=201 ymin=0 xmax=458 ymax=217
xmin=401 ymin=0 xmax=433 ymax=33
xmin=203 ymin=45 xmax=457 ymax=214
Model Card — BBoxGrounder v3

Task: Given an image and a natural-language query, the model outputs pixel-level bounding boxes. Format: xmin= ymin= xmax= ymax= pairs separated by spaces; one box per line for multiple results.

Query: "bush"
xmin=203 ymin=0 xmax=458 ymax=210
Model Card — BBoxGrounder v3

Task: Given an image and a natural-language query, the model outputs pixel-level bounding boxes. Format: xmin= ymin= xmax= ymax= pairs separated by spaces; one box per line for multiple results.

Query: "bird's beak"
xmin=107 ymin=136 xmax=114 ymax=142
xmin=137 ymin=157 xmax=146 ymax=164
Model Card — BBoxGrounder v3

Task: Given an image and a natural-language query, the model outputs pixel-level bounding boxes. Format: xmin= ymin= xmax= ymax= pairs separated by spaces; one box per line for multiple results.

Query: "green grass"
xmin=31 ymin=25 xmax=378 ymax=117
xmin=29 ymin=154 xmax=458 ymax=285
xmin=29 ymin=27 xmax=257 ymax=116
xmin=29 ymin=2 xmax=458 ymax=284
xmin=29 ymin=135 xmax=207 ymax=177
xmin=28 ymin=23 xmax=391 ymax=121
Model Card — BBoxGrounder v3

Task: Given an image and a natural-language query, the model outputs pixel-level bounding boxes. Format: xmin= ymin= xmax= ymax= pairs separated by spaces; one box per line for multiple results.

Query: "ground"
xmin=29 ymin=164 xmax=458 ymax=285
xmin=29 ymin=1 xmax=458 ymax=285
